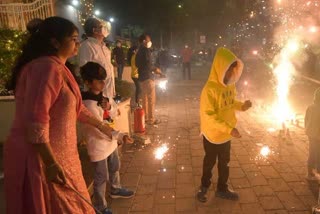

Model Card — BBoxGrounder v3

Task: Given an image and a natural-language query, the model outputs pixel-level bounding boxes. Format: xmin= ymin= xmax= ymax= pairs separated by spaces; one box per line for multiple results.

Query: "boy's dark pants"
xmin=201 ymin=137 xmax=231 ymax=191
xmin=308 ymin=137 xmax=320 ymax=172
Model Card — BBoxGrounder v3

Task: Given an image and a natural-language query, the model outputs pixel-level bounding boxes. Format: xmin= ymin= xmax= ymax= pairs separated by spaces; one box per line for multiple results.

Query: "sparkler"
xmin=154 ymin=144 xmax=169 ymax=160
xmin=260 ymin=145 xmax=271 ymax=157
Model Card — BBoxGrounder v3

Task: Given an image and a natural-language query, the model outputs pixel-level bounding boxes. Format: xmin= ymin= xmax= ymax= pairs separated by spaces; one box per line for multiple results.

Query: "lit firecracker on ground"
xmin=154 ymin=144 xmax=169 ymax=160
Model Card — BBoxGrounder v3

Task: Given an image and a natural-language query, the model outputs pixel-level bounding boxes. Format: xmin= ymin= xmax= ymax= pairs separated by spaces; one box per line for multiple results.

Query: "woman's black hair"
xmin=138 ymin=33 xmax=150 ymax=43
xmin=9 ymin=16 xmax=78 ymax=91
xmin=80 ymin=62 xmax=107 ymax=82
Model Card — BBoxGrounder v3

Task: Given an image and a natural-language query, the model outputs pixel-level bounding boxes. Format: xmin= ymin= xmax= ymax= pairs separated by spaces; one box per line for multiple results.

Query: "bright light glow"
xmin=72 ymin=0 xmax=79 ymax=6
xmin=109 ymin=17 xmax=115 ymax=23
xmin=68 ymin=5 xmax=75 ymax=11
xmin=252 ymin=50 xmax=258 ymax=55
xmin=260 ymin=145 xmax=271 ymax=157
xmin=244 ymin=81 xmax=248 ymax=86
xmin=94 ymin=10 xmax=101 ymax=16
xmin=309 ymin=26 xmax=317 ymax=33
xmin=277 ymin=0 xmax=282 ymax=4
xmin=154 ymin=144 xmax=169 ymax=160
xmin=267 ymin=128 xmax=276 ymax=133
xmin=158 ymin=79 xmax=168 ymax=91
xmin=178 ymin=4 xmax=182 ymax=8
xmin=287 ymin=39 xmax=299 ymax=53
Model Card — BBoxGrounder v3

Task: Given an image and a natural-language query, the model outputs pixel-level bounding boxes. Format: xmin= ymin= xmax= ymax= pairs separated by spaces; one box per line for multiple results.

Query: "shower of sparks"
xmin=157 ymin=79 xmax=168 ymax=91
xmin=154 ymin=144 xmax=169 ymax=160
xmin=260 ymin=145 xmax=271 ymax=157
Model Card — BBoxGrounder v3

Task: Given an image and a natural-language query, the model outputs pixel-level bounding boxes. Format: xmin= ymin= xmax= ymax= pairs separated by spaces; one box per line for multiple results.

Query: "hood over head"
xmin=208 ymin=47 xmax=243 ymax=87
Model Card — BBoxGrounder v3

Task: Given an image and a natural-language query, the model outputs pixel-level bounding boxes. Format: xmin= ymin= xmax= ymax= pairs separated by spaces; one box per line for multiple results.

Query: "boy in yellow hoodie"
xmin=305 ymin=88 xmax=320 ymax=180
xmin=197 ymin=47 xmax=252 ymax=202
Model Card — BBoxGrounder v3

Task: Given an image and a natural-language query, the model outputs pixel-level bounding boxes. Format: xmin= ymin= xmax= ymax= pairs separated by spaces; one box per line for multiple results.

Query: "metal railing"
xmin=0 ymin=0 xmax=54 ymax=31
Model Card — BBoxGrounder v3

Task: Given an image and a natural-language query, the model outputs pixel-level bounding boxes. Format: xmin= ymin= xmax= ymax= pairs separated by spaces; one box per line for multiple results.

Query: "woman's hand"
xmin=98 ymin=123 xmax=113 ymax=138
xmin=123 ymin=135 xmax=134 ymax=144
xmin=46 ymin=163 xmax=66 ymax=185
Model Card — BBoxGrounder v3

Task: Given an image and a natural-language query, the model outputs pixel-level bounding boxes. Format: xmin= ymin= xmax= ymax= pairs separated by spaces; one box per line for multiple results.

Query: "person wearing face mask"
xmin=112 ymin=40 xmax=125 ymax=80
xmin=197 ymin=47 xmax=252 ymax=203
xmin=135 ymin=34 xmax=163 ymax=125
xmin=79 ymin=18 xmax=115 ymax=100
xmin=181 ymin=44 xmax=193 ymax=80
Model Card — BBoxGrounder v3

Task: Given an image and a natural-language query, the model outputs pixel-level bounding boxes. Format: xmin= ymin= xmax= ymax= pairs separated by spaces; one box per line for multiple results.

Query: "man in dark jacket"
xmin=113 ymin=40 xmax=125 ymax=80
xmin=135 ymin=34 xmax=162 ymax=125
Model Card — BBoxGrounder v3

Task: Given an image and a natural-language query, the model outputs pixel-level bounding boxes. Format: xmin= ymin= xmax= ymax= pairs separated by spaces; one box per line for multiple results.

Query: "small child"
xmin=80 ymin=62 xmax=134 ymax=214
xmin=305 ymin=88 xmax=320 ymax=180
xmin=197 ymin=47 xmax=252 ymax=203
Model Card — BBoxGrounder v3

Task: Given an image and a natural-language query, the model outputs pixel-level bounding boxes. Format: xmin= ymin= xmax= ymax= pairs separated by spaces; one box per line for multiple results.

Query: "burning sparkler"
xmin=154 ymin=144 xmax=169 ymax=160
xmin=260 ymin=145 xmax=271 ymax=157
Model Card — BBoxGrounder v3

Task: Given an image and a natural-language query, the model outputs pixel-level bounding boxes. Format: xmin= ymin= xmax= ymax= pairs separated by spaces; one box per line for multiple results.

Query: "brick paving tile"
xmin=287 ymin=182 xmax=314 ymax=196
xmin=237 ymin=188 xmax=258 ymax=203
xmin=240 ymin=203 xmax=265 ymax=214
xmin=253 ymin=186 xmax=276 ymax=196
xmin=268 ymin=178 xmax=291 ymax=192
xmin=259 ymin=196 xmax=284 ymax=210
xmin=265 ymin=211 xmax=288 ymax=214
xmin=246 ymin=171 xmax=269 ymax=186
xmin=175 ymin=198 xmax=196 ymax=212
xmin=176 ymin=172 xmax=194 ymax=184
xmin=260 ymin=166 xmax=281 ymax=178
xmin=130 ymin=195 xmax=154 ymax=212
xmin=175 ymin=183 xmax=196 ymax=198
xmin=154 ymin=189 xmax=176 ymax=204
xmin=231 ymin=177 xmax=251 ymax=188
xmin=230 ymin=168 xmax=246 ymax=179
xmin=276 ymin=192 xmax=307 ymax=211
xmin=153 ymin=204 xmax=176 ymax=214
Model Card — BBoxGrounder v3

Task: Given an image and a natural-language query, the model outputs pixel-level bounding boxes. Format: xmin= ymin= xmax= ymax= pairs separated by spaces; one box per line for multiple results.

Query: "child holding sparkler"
xmin=305 ymin=87 xmax=320 ymax=180
xmin=80 ymin=62 xmax=134 ymax=214
xmin=197 ymin=47 xmax=252 ymax=203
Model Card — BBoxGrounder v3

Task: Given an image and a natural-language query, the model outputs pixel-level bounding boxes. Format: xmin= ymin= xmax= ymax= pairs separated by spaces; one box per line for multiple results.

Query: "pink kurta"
xmin=4 ymin=56 xmax=95 ymax=214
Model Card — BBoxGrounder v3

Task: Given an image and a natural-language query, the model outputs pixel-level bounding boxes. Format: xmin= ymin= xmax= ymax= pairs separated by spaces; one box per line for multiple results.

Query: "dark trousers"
xmin=201 ymin=137 xmax=231 ymax=191
xmin=132 ymin=77 xmax=140 ymax=103
xmin=117 ymin=64 xmax=124 ymax=80
xmin=308 ymin=137 xmax=320 ymax=172
xmin=182 ymin=62 xmax=191 ymax=80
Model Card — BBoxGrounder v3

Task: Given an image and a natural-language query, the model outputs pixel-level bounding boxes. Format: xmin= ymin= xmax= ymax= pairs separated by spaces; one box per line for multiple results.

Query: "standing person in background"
xmin=181 ymin=44 xmax=193 ymax=80
xmin=4 ymin=17 xmax=113 ymax=214
xmin=130 ymin=46 xmax=140 ymax=105
xmin=305 ymin=88 xmax=320 ymax=180
xmin=112 ymin=40 xmax=125 ymax=80
xmin=79 ymin=17 xmax=115 ymax=100
xmin=135 ymin=34 xmax=163 ymax=125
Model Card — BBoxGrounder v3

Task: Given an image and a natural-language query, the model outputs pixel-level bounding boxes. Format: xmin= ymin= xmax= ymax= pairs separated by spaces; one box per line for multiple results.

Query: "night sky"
xmin=94 ymin=0 xmax=235 ymax=46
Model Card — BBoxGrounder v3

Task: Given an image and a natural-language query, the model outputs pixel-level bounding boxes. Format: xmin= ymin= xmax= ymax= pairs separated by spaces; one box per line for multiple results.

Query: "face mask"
xmin=101 ymin=26 xmax=109 ymax=38
xmin=147 ymin=41 xmax=152 ymax=48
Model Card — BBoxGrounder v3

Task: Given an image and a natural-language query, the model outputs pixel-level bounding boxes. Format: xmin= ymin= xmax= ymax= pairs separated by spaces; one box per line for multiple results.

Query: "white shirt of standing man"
xmin=79 ymin=21 xmax=115 ymax=99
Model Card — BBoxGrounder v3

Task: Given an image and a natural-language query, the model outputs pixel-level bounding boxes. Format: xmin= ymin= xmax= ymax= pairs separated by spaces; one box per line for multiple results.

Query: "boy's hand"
xmin=123 ymin=135 xmax=134 ymax=144
xmin=242 ymin=100 xmax=252 ymax=111
xmin=231 ymin=128 xmax=241 ymax=138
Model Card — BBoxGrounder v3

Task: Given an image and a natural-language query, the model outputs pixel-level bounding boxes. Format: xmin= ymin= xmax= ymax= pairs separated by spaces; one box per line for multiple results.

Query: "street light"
xmin=94 ymin=10 xmax=101 ymax=16
xmin=109 ymin=17 xmax=115 ymax=23
xmin=71 ymin=0 xmax=79 ymax=6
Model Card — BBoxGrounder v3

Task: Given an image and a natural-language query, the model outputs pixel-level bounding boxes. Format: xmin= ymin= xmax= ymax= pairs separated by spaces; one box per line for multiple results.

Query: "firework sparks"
xmin=154 ymin=144 xmax=169 ymax=160
xmin=260 ymin=145 xmax=271 ymax=157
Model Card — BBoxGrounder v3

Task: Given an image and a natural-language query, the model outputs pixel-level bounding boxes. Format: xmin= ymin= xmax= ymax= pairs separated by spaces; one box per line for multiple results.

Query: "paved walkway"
xmin=110 ymin=65 xmax=318 ymax=214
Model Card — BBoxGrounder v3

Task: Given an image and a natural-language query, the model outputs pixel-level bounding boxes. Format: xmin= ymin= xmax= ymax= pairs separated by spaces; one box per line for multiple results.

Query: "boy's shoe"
xmin=196 ymin=186 xmax=208 ymax=203
xmin=215 ymin=189 xmax=239 ymax=201
xmin=110 ymin=188 xmax=134 ymax=199
xmin=99 ymin=208 xmax=112 ymax=214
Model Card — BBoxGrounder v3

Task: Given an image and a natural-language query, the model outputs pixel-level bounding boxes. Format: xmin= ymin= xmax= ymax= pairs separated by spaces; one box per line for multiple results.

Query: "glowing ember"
xmin=157 ymin=79 xmax=168 ymax=91
xmin=260 ymin=145 xmax=271 ymax=157
xmin=154 ymin=144 xmax=169 ymax=160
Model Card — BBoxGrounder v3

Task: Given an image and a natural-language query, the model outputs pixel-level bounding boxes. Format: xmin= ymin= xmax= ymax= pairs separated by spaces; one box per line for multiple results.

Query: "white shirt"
xmin=79 ymin=37 xmax=115 ymax=98
xmin=81 ymin=100 xmax=121 ymax=162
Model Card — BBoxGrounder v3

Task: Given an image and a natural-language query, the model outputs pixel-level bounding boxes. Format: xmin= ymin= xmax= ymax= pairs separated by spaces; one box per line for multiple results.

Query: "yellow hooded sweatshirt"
xmin=200 ymin=47 xmax=244 ymax=144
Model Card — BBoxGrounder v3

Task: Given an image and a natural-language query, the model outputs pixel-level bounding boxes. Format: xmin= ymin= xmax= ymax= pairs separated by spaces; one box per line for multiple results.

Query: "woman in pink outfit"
xmin=4 ymin=17 xmax=113 ymax=214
